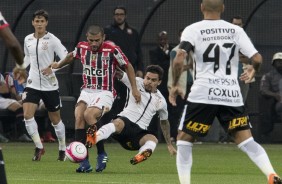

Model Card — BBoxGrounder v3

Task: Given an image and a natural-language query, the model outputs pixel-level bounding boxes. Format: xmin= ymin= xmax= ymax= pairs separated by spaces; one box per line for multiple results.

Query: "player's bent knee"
xmin=113 ymin=119 xmax=125 ymax=133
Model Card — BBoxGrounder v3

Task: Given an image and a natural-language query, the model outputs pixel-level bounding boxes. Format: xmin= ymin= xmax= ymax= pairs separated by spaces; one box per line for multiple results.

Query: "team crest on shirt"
xmin=41 ymin=42 xmax=48 ymax=50
xmin=28 ymin=79 xmax=32 ymax=84
xmin=91 ymin=53 xmax=97 ymax=60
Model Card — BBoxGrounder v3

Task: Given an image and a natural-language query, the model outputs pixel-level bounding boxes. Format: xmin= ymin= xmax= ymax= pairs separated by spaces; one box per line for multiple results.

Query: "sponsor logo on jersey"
xmin=200 ymin=28 xmax=235 ymax=35
xmin=228 ymin=116 xmax=248 ymax=130
xmin=84 ymin=66 xmax=107 ymax=77
xmin=186 ymin=121 xmax=210 ymax=134
xmin=43 ymin=37 xmax=49 ymax=40
xmin=102 ymin=49 xmax=111 ymax=51
xmin=208 ymin=88 xmax=239 ymax=97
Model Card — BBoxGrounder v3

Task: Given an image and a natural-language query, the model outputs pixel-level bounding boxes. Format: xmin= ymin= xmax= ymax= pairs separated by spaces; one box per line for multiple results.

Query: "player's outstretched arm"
xmin=51 ymin=52 xmax=74 ymax=69
xmin=160 ymin=120 xmax=177 ymax=155
xmin=124 ymin=62 xmax=141 ymax=103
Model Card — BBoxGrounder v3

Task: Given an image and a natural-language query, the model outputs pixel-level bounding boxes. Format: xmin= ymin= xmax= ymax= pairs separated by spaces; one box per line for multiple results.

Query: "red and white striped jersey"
xmin=73 ymin=41 xmax=129 ymax=97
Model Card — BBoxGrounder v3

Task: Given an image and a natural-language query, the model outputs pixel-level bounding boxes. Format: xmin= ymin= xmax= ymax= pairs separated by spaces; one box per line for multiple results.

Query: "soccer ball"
xmin=65 ymin=141 xmax=87 ymax=163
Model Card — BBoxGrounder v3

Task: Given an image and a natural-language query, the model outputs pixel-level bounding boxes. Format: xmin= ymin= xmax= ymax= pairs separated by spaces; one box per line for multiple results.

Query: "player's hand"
xmin=240 ymin=64 xmax=255 ymax=83
xmin=169 ymin=86 xmax=185 ymax=106
xmin=132 ymin=88 xmax=141 ymax=103
xmin=41 ymin=67 xmax=52 ymax=76
xmin=13 ymin=67 xmax=27 ymax=85
xmin=167 ymin=144 xmax=177 ymax=156
xmin=51 ymin=62 xmax=60 ymax=69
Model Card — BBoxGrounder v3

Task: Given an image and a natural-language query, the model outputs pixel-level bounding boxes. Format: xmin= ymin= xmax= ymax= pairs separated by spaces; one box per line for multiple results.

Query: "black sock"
xmin=0 ymin=148 xmax=7 ymax=184
xmin=75 ymin=129 xmax=86 ymax=143
xmin=75 ymin=129 xmax=89 ymax=159
xmin=96 ymin=141 xmax=105 ymax=154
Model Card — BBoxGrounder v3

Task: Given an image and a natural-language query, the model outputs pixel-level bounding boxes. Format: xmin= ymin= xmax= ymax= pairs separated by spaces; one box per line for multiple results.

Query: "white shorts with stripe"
xmin=77 ymin=88 xmax=114 ymax=110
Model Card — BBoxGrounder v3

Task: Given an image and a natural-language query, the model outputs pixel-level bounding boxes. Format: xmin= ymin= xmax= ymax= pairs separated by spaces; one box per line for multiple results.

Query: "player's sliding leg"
xmin=130 ymin=136 xmax=157 ymax=165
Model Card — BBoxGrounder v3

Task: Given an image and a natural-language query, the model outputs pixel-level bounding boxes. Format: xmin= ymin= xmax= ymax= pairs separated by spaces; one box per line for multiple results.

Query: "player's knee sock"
xmin=52 ymin=120 xmax=66 ymax=151
xmin=177 ymin=140 xmax=193 ymax=184
xmin=138 ymin=140 xmax=156 ymax=154
xmin=0 ymin=148 xmax=7 ymax=184
xmin=238 ymin=137 xmax=276 ymax=178
xmin=96 ymin=123 xmax=116 ymax=143
xmin=25 ymin=117 xmax=43 ymax=149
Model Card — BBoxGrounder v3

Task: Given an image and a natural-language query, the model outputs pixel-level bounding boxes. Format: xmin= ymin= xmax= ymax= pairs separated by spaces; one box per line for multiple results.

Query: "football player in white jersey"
xmin=22 ymin=9 xmax=68 ymax=162
xmin=169 ymin=0 xmax=282 ymax=184
xmin=86 ymin=65 xmax=176 ymax=165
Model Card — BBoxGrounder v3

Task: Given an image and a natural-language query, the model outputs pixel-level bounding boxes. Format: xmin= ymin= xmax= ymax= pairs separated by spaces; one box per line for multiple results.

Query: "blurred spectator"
xmin=104 ymin=5 xmax=143 ymax=76
xmin=100 ymin=5 xmax=144 ymax=145
xmin=259 ymin=52 xmax=282 ymax=138
xmin=0 ymin=73 xmax=31 ymax=142
xmin=167 ymin=29 xmax=193 ymax=142
xmin=5 ymin=72 xmax=56 ymax=142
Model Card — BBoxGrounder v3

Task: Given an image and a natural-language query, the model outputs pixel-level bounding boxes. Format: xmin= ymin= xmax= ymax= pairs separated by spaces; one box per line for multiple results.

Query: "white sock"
xmin=177 ymin=140 xmax=193 ymax=184
xmin=96 ymin=123 xmax=116 ymax=143
xmin=52 ymin=121 xmax=66 ymax=151
xmin=25 ymin=117 xmax=43 ymax=149
xmin=238 ymin=137 xmax=276 ymax=178
xmin=138 ymin=140 xmax=157 ymax=154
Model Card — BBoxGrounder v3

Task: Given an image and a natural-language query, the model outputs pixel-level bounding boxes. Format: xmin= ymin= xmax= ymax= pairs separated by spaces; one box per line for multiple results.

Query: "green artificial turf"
xmin=1 ymin=142 xmax=281 ymax=184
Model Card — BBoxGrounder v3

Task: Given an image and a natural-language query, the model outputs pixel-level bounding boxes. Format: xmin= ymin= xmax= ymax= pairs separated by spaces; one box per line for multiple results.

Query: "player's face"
xmin=32 ymin=16 xmax=48 ymax=34
xmin=232 ymin=18 xmax=243 ymax=27
xmin=113 ymin=9 xmax=126 ymax=26
xmin=143 ymin=72 xmax=161 ymax=93
xmin=86 ymin=32 xmax=104 ymax=51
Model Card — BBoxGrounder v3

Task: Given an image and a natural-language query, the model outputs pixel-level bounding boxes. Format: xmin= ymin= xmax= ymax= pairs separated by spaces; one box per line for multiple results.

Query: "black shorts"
xmin=23 ymin=87 xmax=61 ymax=112
xmin=180 ymin=102 xmax=250 ymax=137
xmin=111 ymin=116 xmax=150 ymax=151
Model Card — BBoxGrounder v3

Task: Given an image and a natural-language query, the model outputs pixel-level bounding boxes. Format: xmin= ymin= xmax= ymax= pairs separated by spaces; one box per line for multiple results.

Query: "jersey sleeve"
xmin=181 ymin=26 xmax=195 ymax=47
xmin=158 ymin=97 xmax=168 ymax=120
xmin=72 ymin=43 xmax=81 ymax=59
xmin=237 ymin=28 xmax=258 ymax=59
xmin=23 ymin=37 xmax=31 ymax=68
xmin=53 ymin=36 xmax=68 ymax=60
xmin=113 ymin=46 xmax=129 ymax=67
xmin=120 ymin=72 xmax=132 ymax=90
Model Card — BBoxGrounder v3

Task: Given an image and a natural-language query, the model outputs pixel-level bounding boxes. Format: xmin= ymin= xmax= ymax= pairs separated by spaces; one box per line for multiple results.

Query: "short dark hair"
xmin=113 ymin=5 xmax=127 ymax=15
xmin=87 ymin=25 xmax=104 ymax=36
xmin=145 ymin=65 xmax=164 ymax=81
xmin=230 ymin=15 xmax=243 ymax=23
xmin=33 ymin=9 xmax=48 ymax=21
